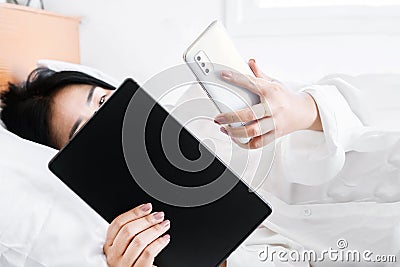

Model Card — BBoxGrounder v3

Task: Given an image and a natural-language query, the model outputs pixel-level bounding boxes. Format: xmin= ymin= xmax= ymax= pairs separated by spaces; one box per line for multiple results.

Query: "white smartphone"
xmin=183 ymin=20 xmax=260 ymax=144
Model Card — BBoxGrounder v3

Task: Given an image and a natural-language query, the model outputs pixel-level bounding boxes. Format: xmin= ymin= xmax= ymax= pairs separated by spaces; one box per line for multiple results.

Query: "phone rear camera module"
xmin=194 ymin=50 xmax=213 ymax=76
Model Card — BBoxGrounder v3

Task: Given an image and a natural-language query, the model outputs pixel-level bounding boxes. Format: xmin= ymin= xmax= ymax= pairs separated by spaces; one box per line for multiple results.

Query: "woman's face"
xmin=50 ymin=84 xmax=113 ymax=149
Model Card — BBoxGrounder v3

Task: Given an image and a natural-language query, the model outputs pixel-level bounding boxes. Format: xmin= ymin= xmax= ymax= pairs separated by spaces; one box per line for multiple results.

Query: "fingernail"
xmin=221 ymin=70 xmax=232 ymax=80
xmin=214 ymin=115 xmax=227 ymax=124
xmin=153 ymin=211 xmax=164 ymax=220
xmin=249 ymin=58 xmax=256 ymax=63
xmin=163 ymin=234 xmax=170 ymax=241
xmin=161 ymin=220 xmax=170 ymax=228
xmin=220 ymin=127 xmax=228 ymax=135
xmin=140 ymin=203 xmax=152 ymax=212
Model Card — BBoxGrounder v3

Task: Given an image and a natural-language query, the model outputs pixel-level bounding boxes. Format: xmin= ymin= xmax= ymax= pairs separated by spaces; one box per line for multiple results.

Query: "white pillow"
xmin=37 ymin=59 xmax=119 ymax=87
xmin=0 ymin=125 xmax=108 ymax=266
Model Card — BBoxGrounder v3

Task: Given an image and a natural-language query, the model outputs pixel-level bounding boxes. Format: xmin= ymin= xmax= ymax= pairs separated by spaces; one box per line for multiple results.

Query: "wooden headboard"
xmin=0 ymin=3 xmax=80 ymax=92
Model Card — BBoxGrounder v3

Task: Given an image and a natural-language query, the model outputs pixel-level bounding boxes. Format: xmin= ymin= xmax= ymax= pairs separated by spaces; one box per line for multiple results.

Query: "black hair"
xmin=0 ymin=68 xmax=115 ymax=149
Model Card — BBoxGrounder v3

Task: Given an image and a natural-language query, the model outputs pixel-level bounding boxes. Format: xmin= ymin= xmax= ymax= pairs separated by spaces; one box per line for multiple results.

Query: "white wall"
xmin=44 ymin=0 xmax=223 ymax=84
xmin=44 ymin=0 xmax=400 ymax=85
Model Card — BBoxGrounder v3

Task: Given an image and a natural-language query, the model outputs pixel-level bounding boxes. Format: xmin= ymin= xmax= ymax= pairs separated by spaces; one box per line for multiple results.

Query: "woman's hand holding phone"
xmin=103 ymin=203 xmax=170 ymax=267
xmin=214 ymin=59 xmax=322 ymax=149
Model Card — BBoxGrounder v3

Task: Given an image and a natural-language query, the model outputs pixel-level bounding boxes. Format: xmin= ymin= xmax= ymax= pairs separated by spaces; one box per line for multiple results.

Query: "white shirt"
xmin=169 ymin=75 xmax=400 ymax=266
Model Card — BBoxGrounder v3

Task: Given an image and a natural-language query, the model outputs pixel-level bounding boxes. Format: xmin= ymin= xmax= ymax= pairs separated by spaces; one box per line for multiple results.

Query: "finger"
xmin=248 ymin=59 xmax=269 ymax=80
xmin=105 ymin=203 xmax=153 ymax=248
xmin=233 ymin=130 xmax=276 ymax=149
xmin=134 ymin=235 xmax=171 ymax=267
xmin=124 ymin=220 xmax=171 ymax=266
xmin=214 ymin=102 xmax=272 ymax=124
xmin=222 ymin=117 xmax=274 ymax=139
xmin=248 ymin=59 xmax=282 ymax=85
xmin=220 ymin=70 xmax=267 ymax=96
xmin=111 ymin=211 xmax=166 ymax=256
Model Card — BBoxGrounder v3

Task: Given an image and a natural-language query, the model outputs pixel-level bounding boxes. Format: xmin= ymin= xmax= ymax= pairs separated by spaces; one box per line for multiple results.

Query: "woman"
xmin=0 ymin=60 xmax=322 ymax=150
xmin=1 ymin=59 xmax=323 ymax=266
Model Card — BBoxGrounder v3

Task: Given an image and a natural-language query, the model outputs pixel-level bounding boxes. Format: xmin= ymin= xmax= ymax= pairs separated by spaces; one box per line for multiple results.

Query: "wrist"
xmin=297 ymin=92 xmax=322 ymax=131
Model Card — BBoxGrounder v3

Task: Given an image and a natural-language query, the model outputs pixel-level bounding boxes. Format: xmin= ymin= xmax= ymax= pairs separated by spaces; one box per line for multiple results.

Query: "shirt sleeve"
xmin=278 ymin=78 xmax=367 ymax=186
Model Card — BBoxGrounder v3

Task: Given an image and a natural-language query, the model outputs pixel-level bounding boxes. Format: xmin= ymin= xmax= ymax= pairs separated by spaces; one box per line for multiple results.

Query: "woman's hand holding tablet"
xmin=103 ymin=203 xmax=171 ymax=267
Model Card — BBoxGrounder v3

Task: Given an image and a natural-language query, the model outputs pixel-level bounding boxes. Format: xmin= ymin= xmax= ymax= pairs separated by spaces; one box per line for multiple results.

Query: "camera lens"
xmin=205 ymin=68 xmax=209 ymax=73
xmin=196 ymin=56 xmax=201 ymax=61
xmin=201 ymin=62 xmax=205 ymax=67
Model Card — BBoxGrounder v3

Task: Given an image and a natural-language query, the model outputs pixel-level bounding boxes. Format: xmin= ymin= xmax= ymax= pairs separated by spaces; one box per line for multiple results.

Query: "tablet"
xmin=49 ymin=79 xmax=272 ymax=267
